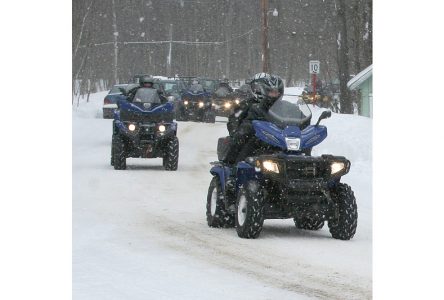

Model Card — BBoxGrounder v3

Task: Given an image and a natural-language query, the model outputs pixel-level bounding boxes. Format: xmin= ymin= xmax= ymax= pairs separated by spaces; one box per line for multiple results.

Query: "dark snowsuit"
xmin=224 ymin=102 xmax=271 ymax=165
xmin=227 ymin=96 xmax=256 ymax=136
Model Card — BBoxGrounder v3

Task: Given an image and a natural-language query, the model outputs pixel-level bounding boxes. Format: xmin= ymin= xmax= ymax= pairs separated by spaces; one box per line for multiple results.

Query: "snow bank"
xmin=284 ymin=86 xmax=304 ymax=96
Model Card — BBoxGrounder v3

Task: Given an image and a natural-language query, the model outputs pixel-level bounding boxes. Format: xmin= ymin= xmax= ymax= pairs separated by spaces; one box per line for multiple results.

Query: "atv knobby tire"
xmin=163 ymin=136 xmax=179 ymax=171
xmin=205 ymin=111 xmax=216 ymax=123
xmin=294 ymin=216 xmax=324 ymax=230
xmin=328 ymin=183 xmax=358 ymax=240
xmin=111 ymin=134 xmax=115 ymax=166
xmin=112 ymin=135 xmax=126 ymax=170
xmin=235 ymin=181 xmax=264 ymax=239
xmin=206 ymin=176 xmax=235 ymax=228
xmin=175 ymin=112 xmax=186 ymax=121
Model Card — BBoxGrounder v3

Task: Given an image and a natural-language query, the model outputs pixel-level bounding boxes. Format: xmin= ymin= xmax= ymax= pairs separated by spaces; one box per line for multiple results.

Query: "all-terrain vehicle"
xmin=301 ymin=85 xmax=339 ymax=112
xmin=175 ymin=82 xmax=215 ymax=123
xmin=211 ymin=82 xmax=238 ymax=117
xmin=111 ymin=87 xmax=179 ymax=170
xmin=206 ymin=98 xmax=357 ymax=240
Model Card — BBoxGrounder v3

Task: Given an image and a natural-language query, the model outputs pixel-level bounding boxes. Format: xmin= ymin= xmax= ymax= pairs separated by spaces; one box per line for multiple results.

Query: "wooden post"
xmin=261 ymin=0 xmax=269 ymax=73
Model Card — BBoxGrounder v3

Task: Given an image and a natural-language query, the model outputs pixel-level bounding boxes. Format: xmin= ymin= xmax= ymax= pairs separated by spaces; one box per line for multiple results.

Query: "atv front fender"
xmin=235 ymin=161 xmax=262 ymax=191
xmin=210 ymin=164 xmax=231 ymax=194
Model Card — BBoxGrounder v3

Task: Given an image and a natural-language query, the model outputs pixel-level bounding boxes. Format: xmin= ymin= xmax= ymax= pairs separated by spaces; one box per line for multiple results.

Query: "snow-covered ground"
xmin=73 ymin=90 xmax=372 ymax=299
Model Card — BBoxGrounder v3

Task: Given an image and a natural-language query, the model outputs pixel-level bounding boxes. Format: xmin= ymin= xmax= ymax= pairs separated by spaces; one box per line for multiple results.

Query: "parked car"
xmin=103 ymin=84 xmax=128 ymax=119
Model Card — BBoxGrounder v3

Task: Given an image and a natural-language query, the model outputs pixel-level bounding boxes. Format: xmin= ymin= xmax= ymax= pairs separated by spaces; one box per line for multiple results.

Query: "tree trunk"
xmin=363 ymin=0 xmax=372 ymax=67
xmin=111 ymin=0 xmax=119 ymax=85
xmin=352 ymin=0 xmax=362 ymax=73
xmin=73 ymin=0 xmax=93 ymax=60
xmin=224 ymin=0 xmax=234 ymax=79
xmin=336 ymin=0 xmax=352 ymax=114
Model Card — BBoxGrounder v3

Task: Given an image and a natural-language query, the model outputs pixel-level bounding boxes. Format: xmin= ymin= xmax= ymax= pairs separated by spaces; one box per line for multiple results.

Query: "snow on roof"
xmin=152 ymin=75 xmax=169 ymax=80
xmin=347 ymin=64 xmax=372 ymax=90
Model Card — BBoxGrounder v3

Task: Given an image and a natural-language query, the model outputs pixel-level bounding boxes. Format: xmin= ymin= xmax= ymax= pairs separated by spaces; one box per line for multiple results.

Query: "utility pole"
xmin=261 ymin=0 xmax=270 ymax=73
xmin=167 ymin=24 xmax=173 ymax=77
xmin=111 ymin=0 xmax=119 ymax=84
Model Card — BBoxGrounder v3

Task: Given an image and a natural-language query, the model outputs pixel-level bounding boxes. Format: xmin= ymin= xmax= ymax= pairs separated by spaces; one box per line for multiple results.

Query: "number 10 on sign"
xmin=309 ymin=60 xmax=320 ymax=74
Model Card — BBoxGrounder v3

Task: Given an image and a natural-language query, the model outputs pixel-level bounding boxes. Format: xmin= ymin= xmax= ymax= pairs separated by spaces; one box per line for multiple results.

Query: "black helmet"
xmin=140 ymin=76 xmax=155 ymax=87
xmin=250 ymin=73 xmax=284 ymax=108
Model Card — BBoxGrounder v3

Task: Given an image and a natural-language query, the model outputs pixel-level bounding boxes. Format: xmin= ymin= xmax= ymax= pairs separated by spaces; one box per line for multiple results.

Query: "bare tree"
xmin=336 ymin=0 xmax=352 ymax=114
xmin=72 ymin=0 xmax=372 ymax=108
xmin=111 ymin=0 xmax=119 ymax=85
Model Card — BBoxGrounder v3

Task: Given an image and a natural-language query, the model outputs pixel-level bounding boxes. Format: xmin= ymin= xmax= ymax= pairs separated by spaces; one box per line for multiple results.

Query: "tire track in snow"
xmin=143 ymin=215 xmax=372 ymax=300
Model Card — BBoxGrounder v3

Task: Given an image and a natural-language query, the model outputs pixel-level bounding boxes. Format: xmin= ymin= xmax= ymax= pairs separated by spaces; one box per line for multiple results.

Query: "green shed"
xmin=347 ymin=65 xmax=373 ymax=118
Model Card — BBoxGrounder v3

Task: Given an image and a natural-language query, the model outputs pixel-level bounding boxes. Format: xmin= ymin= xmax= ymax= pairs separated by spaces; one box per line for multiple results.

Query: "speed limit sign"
xmin=309 ymin=60 xmax=320 ymax=74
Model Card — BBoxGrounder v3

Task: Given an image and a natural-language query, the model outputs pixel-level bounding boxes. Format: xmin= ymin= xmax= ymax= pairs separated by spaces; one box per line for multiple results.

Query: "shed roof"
xmin=347 ymin=64 xmax=372 ymax=90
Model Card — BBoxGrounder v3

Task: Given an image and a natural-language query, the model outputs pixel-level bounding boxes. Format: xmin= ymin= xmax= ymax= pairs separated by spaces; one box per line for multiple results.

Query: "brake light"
xmin=104 ymin=97 xmax=112 ymax=104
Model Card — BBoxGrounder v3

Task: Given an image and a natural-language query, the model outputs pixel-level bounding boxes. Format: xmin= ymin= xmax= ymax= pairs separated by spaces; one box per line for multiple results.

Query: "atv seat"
xmin=217 ymin=136 xmax=232 ymax=161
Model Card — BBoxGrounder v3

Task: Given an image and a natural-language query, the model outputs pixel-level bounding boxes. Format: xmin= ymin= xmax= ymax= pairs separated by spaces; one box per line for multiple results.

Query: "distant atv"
xmin=206 ymin=99 xmax=357 ymax=240
xmin=111 ymin=87 xmax=179 ymax=170
xmin=211 ymin=82 xmax=239 ymax=117
xmin=301 ymin=86 xmax=339 ymax=113
xmin=176 ymin=84 xmax=215 ymax=123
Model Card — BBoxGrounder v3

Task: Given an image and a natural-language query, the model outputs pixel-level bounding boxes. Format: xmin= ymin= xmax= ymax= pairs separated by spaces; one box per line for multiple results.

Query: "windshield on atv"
xmin=133 ymin=88 xmax=161 ymax=104
xmin=214 ymin=86 xmax=230 ymax=97
xmin=189 ymin=84 xmax=204 ymax=93
xmin=267 ymin=98 xmax=312 ymax=126
xmin=163 ymin=82 xmax=179 ymax=93
xmin=202 ymin=80 xmax=219 ymax=92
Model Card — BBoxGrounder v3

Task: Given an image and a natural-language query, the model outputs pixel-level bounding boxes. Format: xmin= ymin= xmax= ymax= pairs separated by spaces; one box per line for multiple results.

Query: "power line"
xmin=80 ymin=28 xmax=257 ymax=48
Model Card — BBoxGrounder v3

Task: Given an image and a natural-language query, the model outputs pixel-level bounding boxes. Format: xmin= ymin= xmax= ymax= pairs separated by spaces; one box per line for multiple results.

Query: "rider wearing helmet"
xmin=140 ymin=76 xmax=155 ymax=88
xmin=227 ymin=73 xmax=270 ymax=136
xmin=190 ymin=79 xmax=204 ymax=92
xmin=224 ymin=74 xmax=284 ymax=164
xmin=127 ymin=76 xmax=167 ymax=103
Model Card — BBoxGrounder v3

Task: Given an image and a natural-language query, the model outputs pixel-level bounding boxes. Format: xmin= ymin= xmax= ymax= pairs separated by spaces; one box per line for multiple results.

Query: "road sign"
xmin=309 ymin=60 xmax=320 ymax=74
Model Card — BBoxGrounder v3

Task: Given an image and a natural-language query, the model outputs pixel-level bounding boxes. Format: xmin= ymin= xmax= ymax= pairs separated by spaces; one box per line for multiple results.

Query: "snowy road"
xmin=73 ymin=92 xmax=372 ymax=299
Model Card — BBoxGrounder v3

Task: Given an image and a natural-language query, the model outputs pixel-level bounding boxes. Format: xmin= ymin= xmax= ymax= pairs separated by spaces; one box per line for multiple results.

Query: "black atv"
xmin=175 ymin=83 xmax=215 ymax=123
xmin=211 ymin=82 xmax=238 ymax=117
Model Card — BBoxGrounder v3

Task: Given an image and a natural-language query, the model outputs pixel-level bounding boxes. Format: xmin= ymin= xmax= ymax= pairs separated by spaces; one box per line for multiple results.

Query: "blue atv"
xmin=206 ymin=98 xmax=357 ymax=240
xmin=176 ymin=84 xmax=215 ymax=123
xmin=111 ymin=87 xmax=179 ymax=170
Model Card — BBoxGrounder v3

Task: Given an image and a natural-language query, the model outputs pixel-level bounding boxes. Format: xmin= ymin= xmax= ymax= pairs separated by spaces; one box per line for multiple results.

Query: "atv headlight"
xmin=198 ymin=101 xmax=204 ymax=108
xmin=331 ymin=162 xmax=345 ymax=175
xmin=158 ymin=125 xmax=166 ymax=132
xmin=184 ymin=100 xmax=189 ymax=105
xmin=285 ymin=138 xmax=301 ymax=151
xmin=128 ymin=123 xmax=136 ymax=131
xmin=224 ymin=102 xmax=231 ymax=109
xmin=235 ymin=98 xmax=240 ymax=104
xmin=262 ymin=160 xmax=279 ymax=173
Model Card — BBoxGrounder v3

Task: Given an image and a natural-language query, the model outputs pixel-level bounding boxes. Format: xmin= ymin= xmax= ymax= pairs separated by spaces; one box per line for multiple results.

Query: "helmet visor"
xmin=267 ymin=89 xmax=281 ymax=98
